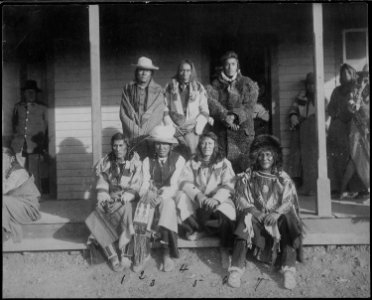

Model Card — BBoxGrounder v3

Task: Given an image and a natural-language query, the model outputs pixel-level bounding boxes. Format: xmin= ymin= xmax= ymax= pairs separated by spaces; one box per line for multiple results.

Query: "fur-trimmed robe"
xmin=206 ymin=72 xmax=259 ymax=172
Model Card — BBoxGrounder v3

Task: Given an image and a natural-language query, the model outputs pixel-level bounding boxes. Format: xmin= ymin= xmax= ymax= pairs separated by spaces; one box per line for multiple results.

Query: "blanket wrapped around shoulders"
xmin=3 ymin=171 xmax=41 ymax=242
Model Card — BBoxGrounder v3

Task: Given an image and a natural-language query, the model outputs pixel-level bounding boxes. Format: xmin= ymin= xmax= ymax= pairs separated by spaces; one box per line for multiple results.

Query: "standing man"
xmin=164 ymin=59 xmax=210 ymax=158
xmin=207 ymin=51 xmax=259 ymax=173
xmin=120 ymin=56 xmax=167 ymax=159
xmin=11 ymin=80 xmax=49 ymax=194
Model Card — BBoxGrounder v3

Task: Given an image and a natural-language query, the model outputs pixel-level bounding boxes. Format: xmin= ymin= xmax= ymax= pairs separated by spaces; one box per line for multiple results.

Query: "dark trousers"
xmin=159 ymin=226 xmax=179 ymax=258
xmin=182 ymin=208 xmax=235 ymax=248
xmin=231 ymin=212 xmax=301 ymax=269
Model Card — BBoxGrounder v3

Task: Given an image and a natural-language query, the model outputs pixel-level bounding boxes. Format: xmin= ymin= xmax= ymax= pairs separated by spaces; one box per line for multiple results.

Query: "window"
xmin=342 ymin=28 xmax=369 ymax=71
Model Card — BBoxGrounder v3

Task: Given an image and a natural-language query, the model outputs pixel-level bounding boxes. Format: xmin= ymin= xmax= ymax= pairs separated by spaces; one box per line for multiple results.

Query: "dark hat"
xmin=357 ymin=64 xmax=369 ymax=77
xmin=249 ymin=134 xmax=283 ymax=169
xmin=22 ymin=80 xmax=42 ymax=92
xmin=302 ymin=72 xmax=314 ymax=84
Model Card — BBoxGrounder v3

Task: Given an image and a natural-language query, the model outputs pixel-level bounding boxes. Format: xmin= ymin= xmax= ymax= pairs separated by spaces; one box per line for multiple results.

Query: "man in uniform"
xmin=11 ymin=80 xmax=49 ymax=194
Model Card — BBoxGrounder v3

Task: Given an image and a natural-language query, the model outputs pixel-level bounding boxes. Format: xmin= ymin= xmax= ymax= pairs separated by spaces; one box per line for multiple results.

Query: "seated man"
xmin=3 ymin=147 xmax=41 ymax=243
xmin=176 ymin=132 xmax=236 ymax=268
xmin=134 ymin=125 xmax=186 ymax=272
xmin=85 ymin=133 xmax=142 ymax=272
xmin=228 ymin=135 xmax=303 ymax=290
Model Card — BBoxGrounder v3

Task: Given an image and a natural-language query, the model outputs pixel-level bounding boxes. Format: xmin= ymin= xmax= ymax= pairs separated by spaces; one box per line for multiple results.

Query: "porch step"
xmin=2 ymin=200 xmax=370 ymax=252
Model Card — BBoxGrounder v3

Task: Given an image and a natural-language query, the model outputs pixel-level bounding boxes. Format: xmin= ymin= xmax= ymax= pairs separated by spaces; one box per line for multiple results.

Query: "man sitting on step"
xmin=3 ymin=147 xmax=41 ymax=243
xmin=132 ymin=125 xmax=186 ymax=273
xmin=85 ymin=133 xmax=142 ymax=272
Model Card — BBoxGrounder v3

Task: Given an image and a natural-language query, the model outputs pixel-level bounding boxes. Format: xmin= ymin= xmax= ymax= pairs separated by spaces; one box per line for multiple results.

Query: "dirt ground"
xmin=2 ymin=245 xmax=370 ymax=298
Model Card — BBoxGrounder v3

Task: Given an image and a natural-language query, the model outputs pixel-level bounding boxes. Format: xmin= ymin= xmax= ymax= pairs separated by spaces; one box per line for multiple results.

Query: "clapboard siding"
xmin=54 ymin=49 xmax=92 ymax=200
xmin=51 ymin=22 xmax=343 ymax=200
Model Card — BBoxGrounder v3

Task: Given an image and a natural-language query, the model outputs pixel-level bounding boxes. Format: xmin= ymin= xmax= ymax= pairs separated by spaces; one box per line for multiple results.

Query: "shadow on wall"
xmin=56 ymin=137 xmax=94 ymax=202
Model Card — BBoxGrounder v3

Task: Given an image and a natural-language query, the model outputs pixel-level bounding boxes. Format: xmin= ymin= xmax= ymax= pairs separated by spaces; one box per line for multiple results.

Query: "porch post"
xmin=89 ymin=5 xmax=102 ymax=165
xmin=312 ymin=3 xmax=332 ymax=217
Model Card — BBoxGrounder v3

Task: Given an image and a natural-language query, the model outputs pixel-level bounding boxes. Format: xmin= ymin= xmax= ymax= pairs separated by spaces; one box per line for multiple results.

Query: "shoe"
xmin=121 ymin=256 xmax=132 ymax=269
xmin=162 ymin=253 xmax=175 ymax=272
xmin=186 ymin=231 xmax=207 ymax=241
xmin=132 ymin=254 xmax=151 ymax=272
xmin=227 ymin=266 xmax=244 ymax=288
xmin=220 ymin=247 xmax=231 ymax=269
xmin=283 ymin=266 xmax=296 ymax=290
xmin=109 ymin=255 xmax=125 ymax=272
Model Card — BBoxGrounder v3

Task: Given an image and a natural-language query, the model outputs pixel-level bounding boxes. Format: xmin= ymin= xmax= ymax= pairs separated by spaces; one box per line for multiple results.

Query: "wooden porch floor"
xmin=3 ymin=196 xmax=370 ymax=252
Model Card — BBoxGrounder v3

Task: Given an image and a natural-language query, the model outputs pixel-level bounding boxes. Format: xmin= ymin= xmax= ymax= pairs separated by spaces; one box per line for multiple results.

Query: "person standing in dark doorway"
xmin=11 ymin=80 xmax=49 ymax=194
xmin=254 ymin=81 xmax=270 ymax=136
xmin=206 ymin=51 xmax=259 ymax=173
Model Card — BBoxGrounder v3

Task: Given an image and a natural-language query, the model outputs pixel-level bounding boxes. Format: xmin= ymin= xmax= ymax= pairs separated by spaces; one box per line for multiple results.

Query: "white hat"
xmin=132 ymin=56 xmax=159 ymax=70
xmin=147 ymin=125 xmax=178 ymax=144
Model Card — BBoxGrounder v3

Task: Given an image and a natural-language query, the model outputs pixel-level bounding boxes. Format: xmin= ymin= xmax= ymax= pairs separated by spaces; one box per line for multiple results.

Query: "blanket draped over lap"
xmin=3 ymin=173 xmax=41 ymax=242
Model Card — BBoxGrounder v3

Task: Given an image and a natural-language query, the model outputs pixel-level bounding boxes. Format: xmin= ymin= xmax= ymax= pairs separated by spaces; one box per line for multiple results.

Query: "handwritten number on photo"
xmin=193 ymin=279 xmax=203 ymax=287
xmin=121 ymin=275 xmax=126 ymax=285
xmin=139 ymin=271 xmax=145 ymax=280
xmin=150 ymin=279 xmax=155 ymax=287
xmin=179 ymin=264 xmax=189 ymax=272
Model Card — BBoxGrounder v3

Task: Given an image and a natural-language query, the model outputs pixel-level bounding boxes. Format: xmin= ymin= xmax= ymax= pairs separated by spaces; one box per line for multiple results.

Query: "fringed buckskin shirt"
xmin=95 ymin=151 xmax=142 ymax=201
xmin=234 ymin=168 xmax=300 ymax=218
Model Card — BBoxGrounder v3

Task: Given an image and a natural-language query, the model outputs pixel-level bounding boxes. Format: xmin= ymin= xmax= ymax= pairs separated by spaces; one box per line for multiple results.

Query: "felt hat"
xmin=249 ymin=134 xmax=283 ymax=169
xmin=147 ymin=125 xmax=178 ymax=144
xmin=132 ymin=56 xmax=159 ymax=70
xmin=22 ymin=80 xmax=42 ymax=92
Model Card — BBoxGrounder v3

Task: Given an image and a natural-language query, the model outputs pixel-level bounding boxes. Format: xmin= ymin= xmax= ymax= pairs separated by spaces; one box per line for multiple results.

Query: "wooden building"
xmin=2 ymin=3 xmax=368 ymax=212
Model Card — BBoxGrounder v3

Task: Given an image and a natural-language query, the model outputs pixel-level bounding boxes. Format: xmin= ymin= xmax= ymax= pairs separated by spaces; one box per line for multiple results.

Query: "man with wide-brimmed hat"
xmin=132 ymin=124 xmax=185 ymax=273
xmin=119 ymin=56 xmax=167 ymax=159
xmin=10 ymin=79 xmax=49 ymax=194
